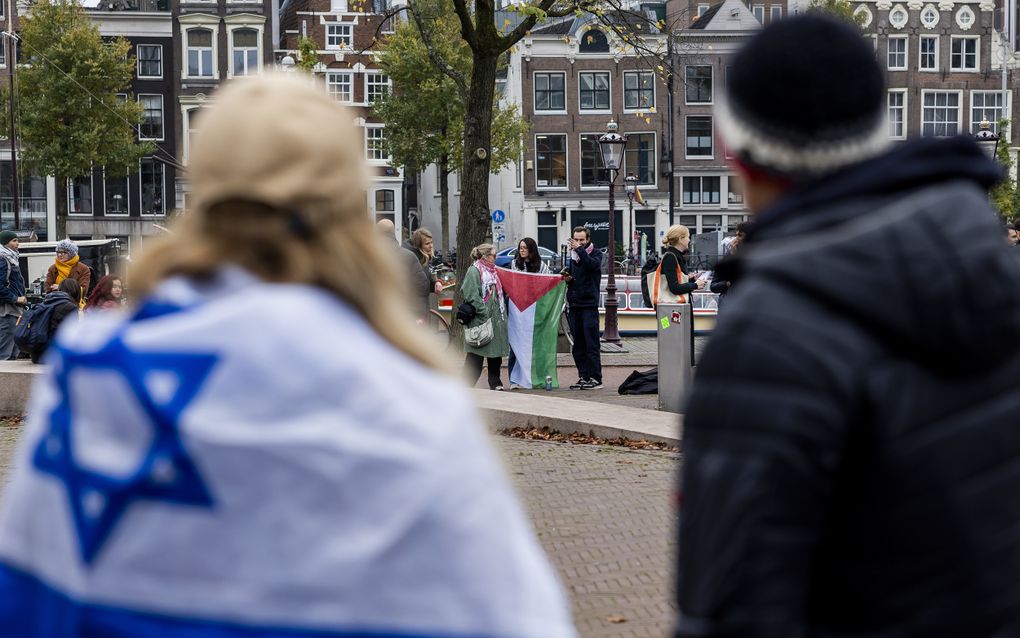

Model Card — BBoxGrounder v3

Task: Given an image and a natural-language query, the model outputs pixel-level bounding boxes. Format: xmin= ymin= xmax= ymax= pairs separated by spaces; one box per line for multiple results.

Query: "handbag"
xmin=463 ymin=317 xmax=494 ymax=347
xmin=645 ymin=255 xmax=688 ymax=306
xmin=455 ymin=302 xmax=477 ymax=326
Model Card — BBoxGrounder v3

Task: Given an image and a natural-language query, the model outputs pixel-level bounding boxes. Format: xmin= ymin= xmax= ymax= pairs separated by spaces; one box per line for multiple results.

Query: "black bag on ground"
xmin=618 ymin=367 xmax=658 ymax=395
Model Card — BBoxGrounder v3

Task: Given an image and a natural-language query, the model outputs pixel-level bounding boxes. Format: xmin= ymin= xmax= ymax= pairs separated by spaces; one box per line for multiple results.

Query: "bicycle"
xmin=425 ymin=308 xmax=452 ymax=350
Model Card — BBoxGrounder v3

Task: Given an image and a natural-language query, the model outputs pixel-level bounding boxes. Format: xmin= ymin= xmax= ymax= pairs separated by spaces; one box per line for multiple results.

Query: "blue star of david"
xmin=33 ymin=322 xmax=218 ymax=566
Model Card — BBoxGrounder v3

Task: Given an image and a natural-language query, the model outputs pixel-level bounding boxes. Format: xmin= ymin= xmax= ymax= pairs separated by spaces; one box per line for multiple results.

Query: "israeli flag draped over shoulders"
xmin=0 ymin=268 xmax=576 ymax=638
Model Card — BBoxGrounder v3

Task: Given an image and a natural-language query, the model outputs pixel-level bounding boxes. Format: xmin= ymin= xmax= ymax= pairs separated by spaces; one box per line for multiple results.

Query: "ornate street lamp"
xmin=974 ymin=119 xmax=1001 ymax=158
xmin=597 ymin=120 xmax=627 ymax=344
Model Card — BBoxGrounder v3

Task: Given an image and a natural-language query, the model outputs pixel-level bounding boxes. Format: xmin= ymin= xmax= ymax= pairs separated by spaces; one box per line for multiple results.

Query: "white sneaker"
xmin=509 ymin=383 xmax=521 ymax=391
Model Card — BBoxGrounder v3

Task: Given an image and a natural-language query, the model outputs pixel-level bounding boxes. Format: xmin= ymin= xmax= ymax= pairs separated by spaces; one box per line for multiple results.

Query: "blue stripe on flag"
xmin=0 ymin=562 xmax=496 ymax=638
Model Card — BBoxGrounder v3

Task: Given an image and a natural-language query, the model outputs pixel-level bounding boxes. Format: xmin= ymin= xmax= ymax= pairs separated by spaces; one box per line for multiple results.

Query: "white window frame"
xmin=770 ymin=5 xmax=782 ymax=21
xmin=579 ymin=132 xmax=608 ymax=190
xmin=137 ymin=93 xmax=165 ymax=142
xmin=534 ymin=133 xmax=569 ymax=190
xmin=970 ymin=90 xmax=1012 ymax=134
xmin=136 ymin=44 xmax=163 ymax=79
xmin=330 ymin=0 xmax=348 ymax=11
xmin=887 ymin=36 xmax=908 ymax=71
xmin=697 ymin=3 xmax=709 ymax=16
xmin=752 ymin=4 xmax=764 ymax=23
xmin=326 ymin=23 xmax=353 ymax=50
xmin=180 ymin=17 xmax=220 ymax=81
xmin=685 ymin=115 xmax=714 ymax=160
xmin=919 ymin=35 xmax=939 ymax=72
xmin=623 ymin=71 xmax=655 ymax=112
xmin=888 ymin=89 xmax=908 ymax=140
xmin=365 ymin=124 xmax=389 ymax=163
xmin=102 ymin=168 xmax=131 ymax=217
xmin=227 ymin=25 xmax=263 ymax=78
xmin=680 ymin=175 xmax=722 ymax=208
xmin=578 ymin=71 xmax=612 ymax=113
xmin=139 ymin=157 xmax=167 ymax=217
xmin=950 ymin=36 xmax=979 ymax=72
xmin=67 ymin=174 xmax=94 ymax=217
xmin=623 ymin=130 xmax=657 ymax=189
xmin=685 ymin=65 xmax=713 ymax=105
xmin=181 ymin=100 xmax=209 ymax=165
xmin=921 ymin=90 xmax=963 ymax=137
xmin=326 ymin=70 xmax=354 ymax=102
xmin=365 ymin=72 xmax=391 ymax=104
xmin=533 ymin=71 xmax=567 ymax=114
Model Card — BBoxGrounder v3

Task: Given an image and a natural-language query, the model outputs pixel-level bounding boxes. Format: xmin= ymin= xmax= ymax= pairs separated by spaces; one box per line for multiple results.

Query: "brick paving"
xmin=495 ymin=436 xmax=680 ymax=638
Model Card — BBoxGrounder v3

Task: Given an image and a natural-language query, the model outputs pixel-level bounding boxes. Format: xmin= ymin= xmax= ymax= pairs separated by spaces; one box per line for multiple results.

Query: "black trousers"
xmin=567 ymin=307 xmax=601 ymax=382
xmin=464 ymin=353 xmax=503 ymax=389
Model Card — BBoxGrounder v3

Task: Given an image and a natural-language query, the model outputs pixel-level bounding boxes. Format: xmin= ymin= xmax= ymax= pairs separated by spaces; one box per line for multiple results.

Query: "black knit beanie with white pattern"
xmin=717 ymin=13 xmax=888 ymax=177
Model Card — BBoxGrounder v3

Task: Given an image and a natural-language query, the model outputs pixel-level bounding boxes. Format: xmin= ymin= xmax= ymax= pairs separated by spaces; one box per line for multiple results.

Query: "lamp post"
xmin=625 ymin=172 xmax=638 ymax=266
xmin=598 ymin=120 xmax=627 ymax=344
xmin=974 ymin=119 xmax=1001 ymax=158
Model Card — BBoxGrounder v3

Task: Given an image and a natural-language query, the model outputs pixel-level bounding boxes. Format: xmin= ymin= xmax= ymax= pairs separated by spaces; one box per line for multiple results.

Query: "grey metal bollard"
xmin=656 ymin=303 xmax=693 ymax=413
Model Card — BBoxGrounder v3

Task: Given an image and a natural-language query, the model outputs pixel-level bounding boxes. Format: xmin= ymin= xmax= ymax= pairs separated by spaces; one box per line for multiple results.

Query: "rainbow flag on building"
xmin=497 ymin=269 xmax=566 ymax=389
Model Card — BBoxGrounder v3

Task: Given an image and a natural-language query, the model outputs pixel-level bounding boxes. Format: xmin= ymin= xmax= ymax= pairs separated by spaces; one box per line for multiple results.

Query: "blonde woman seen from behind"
xmin=0 ymin=74 xmax=576 ymax=638
xmin=461 ymin=243 xmax=510 ymax=390
xmin=660 ymin=224 xmax=706 ymax=301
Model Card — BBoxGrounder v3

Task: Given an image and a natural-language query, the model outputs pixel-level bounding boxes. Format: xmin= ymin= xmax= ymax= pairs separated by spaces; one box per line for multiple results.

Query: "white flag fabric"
xmin=0 ymin=268 xmax=576 ymax=638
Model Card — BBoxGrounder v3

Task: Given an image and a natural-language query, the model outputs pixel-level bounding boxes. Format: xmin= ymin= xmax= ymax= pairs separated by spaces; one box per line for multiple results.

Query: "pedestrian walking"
xmin=45 ymin=238 xmax=91 ymax=300
xmin=461 ymin=243 xmax=509 ymax=390
xmin=0 ymin=73 xmax=575 ymax=638
xmin=563 ymin=226 xmax=602 ymax=390
xmin=0 ymin=230 xmax=27 ymax=360
xmin=84 ymin=274 xmax=124 ymax=311
xmin=676 ymin=15 xmax=1020 ymax=638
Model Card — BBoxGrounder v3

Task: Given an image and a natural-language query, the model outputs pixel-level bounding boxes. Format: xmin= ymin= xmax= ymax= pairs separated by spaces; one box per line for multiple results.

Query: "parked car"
xmin=494 ymin=245 xmax=558 ymax=268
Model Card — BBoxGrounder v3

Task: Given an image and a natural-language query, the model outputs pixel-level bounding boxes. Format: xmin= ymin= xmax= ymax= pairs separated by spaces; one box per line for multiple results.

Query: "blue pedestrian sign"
xmin=491 ymin=209 xmax=506 ymax=223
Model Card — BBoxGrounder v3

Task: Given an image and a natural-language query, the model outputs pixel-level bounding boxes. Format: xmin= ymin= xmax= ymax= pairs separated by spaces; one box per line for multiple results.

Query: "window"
xmin=580 ymin=134 xmax=608 ymax=187
xmin=920 ymin=4 xmax=939 ymax=28
xmin=971 ymin=91 xmax=1007 ymax=134
xmin=535 ymin=134 xmax=567 ymax=188
xmin=770 ymin=5 xmax=782 ymax=21
xmin=753 ymin=5 xmax=764 ymax=22
xmin=887 ymin=37 xmax=907 ymax=70
xmin=326 ymin=23 xmax=352 ymax=50
xmin=103 ymin=171 xmax=129 ymax=216
xmin=0 ymin=45 xmax=5 ymax=67
xmin=697 ymin=4 xmax=709 ymax=16
xmin=140 ymin=158 xmax=165 ymax=216
xmin=888 ymin=90 xmax=906 ymax=139
xmin=922 ymin=91 xmax=961 ymax=136
xmin=686 ymin=116 xmax=713 ymax=158
xmin=624 ymin=133 xmax=655 ymax=186
xmin=187 ymin=29 xmax=214 ymax=78
xmin=624 ymin=71 xmax=655 ymax=110
xmin=919 ymin=36 xmax=938 ymax=71
xmin=326 ymin=71 xmax=353 ymax=102
xmin=366 ymin=73 xmax=390 ymax=103
xmin=138 ymin=94 xmax=164 ymax=140
xmin=578 ymin=29 xmax=609 ymax=53
xmin=366 ymin=126 xmax=388 ymax=161
xmin=537 ymin=210 xmax=558 ymax=252
xmin=232 ymin=28 xmax=259 ymax=76
xmin=375 ymin=189 xmax=394 ymax=211
xmin=681 ymin=176 xmax=721 ymax=205
xmin=534 ymin=72 xmax=566 ymax=112
xmin=579 ymin=72 xmax=610 ymax=110
xmin=727 ymin=175 xmax=744 ymax=207
xmin=951 ymin=37 xmax=978 ymax=71
xmin=685 ymin=66 xmax=712 ymax=104
xmin=184 ymin=106 xmax=206 ymax=163
xmin=68 ymin=176 xmax=93 ymax=216
xmin=137 ymin=45 xmax=162 ymax=78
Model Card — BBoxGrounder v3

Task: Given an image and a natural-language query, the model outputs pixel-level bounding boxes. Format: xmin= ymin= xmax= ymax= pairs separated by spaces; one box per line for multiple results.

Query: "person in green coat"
xmin=461 ymin=243 xmax=509 ymax=390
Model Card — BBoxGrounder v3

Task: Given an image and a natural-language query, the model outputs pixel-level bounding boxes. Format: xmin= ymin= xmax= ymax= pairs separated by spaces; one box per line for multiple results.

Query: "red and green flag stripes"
xmin=496 ymin=269 xmax=566 ymax=389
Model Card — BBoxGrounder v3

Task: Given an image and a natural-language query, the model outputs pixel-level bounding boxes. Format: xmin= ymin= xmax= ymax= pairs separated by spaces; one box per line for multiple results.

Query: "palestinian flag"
xmin=496 ymin=269 xmax=566 ymax=389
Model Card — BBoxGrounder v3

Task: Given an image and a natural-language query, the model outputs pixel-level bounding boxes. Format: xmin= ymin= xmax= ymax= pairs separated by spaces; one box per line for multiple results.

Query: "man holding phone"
xmin=562 ymin=226 xmax=602 ymax=390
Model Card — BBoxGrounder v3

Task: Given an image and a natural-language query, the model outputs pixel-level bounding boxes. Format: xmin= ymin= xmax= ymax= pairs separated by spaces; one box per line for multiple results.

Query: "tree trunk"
xmin=439 ymin=156 xmax=450 ymax=254
xmin=55 ymin=174 xmax=68 ymax=240
xmin=450 ymin=53 xmax=498 ymax=345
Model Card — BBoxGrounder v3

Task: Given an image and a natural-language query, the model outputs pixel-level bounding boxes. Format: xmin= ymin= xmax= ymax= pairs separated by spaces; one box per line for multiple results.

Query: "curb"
xmin=472 ymin=389 xmax=682 ymax=447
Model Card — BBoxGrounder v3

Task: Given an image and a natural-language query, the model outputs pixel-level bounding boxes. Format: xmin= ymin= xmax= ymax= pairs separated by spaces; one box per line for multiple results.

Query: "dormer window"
xmin=579 ymin=29 xmax=609 ymax=53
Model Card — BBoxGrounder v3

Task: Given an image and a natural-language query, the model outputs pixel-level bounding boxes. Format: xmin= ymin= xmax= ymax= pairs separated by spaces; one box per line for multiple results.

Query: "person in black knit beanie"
xmin=676 ymin=13 xmax=1020 ymax=638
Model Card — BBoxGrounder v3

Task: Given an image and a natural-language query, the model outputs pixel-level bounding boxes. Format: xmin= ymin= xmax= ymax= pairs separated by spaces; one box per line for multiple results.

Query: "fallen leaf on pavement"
xmin=605 ymin=615 xmax=627 ymax=624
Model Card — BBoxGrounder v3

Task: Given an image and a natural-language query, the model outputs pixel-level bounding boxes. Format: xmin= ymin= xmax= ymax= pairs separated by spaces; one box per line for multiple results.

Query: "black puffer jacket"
xmin=677 ymin=137 xmax=1020 ymax=638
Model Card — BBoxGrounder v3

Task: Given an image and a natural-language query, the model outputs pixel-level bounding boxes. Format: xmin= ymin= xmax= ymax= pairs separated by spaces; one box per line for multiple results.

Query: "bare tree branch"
xmin=408 ymin=2 xmax=469 ymax=97
xmin=451 ymin=0 xmax=478 ymax=48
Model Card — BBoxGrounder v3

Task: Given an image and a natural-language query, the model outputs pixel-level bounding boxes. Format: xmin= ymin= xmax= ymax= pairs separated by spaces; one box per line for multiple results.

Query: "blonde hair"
xmin=470 ymin=243 xmax=496 ymax=261
xmin=411 ymin=228 xmax=434 ymax=264
xmin=130 ymin=75 xmax=446 ymax=372
xmin=662 ymin=224 xmax=690 ymax=247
